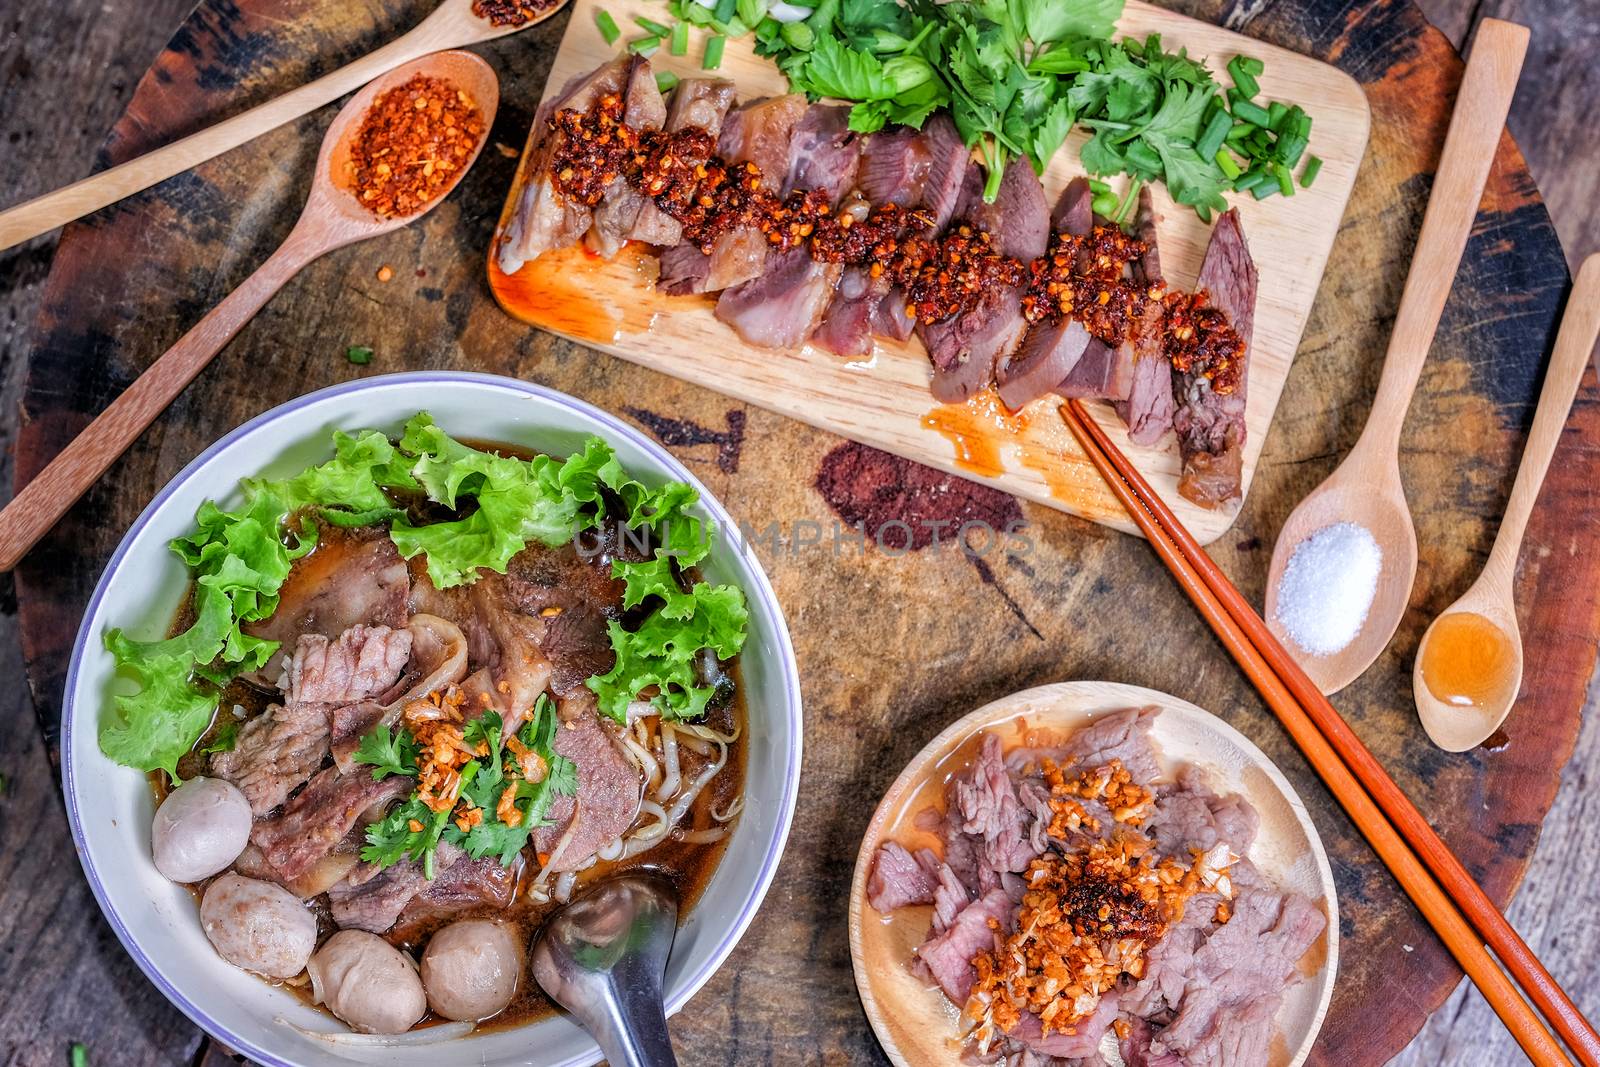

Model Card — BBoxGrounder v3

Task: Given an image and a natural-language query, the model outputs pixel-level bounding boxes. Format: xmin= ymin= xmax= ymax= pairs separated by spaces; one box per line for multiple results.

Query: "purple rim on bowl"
xmin=60 ymin=371 xmax=804 ymax=1067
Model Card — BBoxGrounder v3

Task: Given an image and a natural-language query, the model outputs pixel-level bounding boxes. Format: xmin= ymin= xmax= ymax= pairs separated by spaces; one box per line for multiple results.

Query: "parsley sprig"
xmin=654 ymin=0 xmax=1317 ymax=218
xmin=357 ymin=697 xmax=577 ymax=875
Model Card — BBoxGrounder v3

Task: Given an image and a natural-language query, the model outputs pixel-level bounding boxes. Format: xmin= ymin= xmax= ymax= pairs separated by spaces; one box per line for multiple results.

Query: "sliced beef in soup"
xmin=535 ymin=706 xmax=644 ymax=872
xmin=211 ymin=701 xmax=331 ymax=817
xmin=253 ymin=767 xmax=412 ymax=881
xmin=243 ymin=529 xmax=409 ymax=684
xmin=287 ymin=624 xmax=412 ymax=706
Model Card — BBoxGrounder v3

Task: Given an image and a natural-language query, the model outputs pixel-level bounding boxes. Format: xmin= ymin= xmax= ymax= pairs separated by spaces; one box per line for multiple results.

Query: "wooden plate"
xmin=847 ymin=681 xmax=1339 ymax=1066
xmin=487 ymin=0 xmax=1371 ymax=544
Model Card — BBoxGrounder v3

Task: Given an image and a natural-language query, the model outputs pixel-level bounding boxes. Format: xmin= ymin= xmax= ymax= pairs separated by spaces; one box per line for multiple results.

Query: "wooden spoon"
xmin=1414 ymin=254 xmax=1600 ymax=752
xmin=0 ymin=50 xmax=499 ymax=571
xmin=0 ymin=0 xmax=558 ymax=252
xmin=1262 ymin=19 xmax=1528 ymax=695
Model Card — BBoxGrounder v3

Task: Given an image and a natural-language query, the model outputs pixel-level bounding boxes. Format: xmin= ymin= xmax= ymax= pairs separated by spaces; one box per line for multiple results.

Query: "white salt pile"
xmin=1274 ymin=521 xmax=1383 ymax=656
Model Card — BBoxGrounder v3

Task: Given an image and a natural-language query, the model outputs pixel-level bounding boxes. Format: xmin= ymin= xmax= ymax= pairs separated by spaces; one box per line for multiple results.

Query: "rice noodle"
xmin=279 ymin=1018 xmax=475 ymax=1046
xmin=712 ymin=795 xmax=745 ymax=823
xmin=675 ymin=827 xmax=729 ymax=844
xmin=674 ymin=733 xmax=714 ymax=757
xmin=677 ymin=720 xmax=742 ymax=745
xmin=658 ymin=722 xmax=682 ymax=801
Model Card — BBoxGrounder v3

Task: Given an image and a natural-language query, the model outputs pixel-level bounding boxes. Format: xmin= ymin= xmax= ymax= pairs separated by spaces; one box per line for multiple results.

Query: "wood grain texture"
xmin=1 ymin=2 xmax=1595 ymax=1067
xmin=0 ymin=0 xmax=543 ymax=252
xmin=488 ymin=0 xmax=1371 ymax=546
xmin=0 ymin=48 xmax=499 ymax=571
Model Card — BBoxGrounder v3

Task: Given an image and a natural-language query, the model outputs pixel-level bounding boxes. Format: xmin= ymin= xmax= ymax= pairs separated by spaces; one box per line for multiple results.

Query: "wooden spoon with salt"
xmin=0 ymin=0 xmax=559 ymax=252
xmin=1415 ymin=254 xmax=1600 ymax=752
xmin=1262 ymin=19 xmax=1528 ymax=695
xmin=0 ymin=50 xmax=499 ymax=571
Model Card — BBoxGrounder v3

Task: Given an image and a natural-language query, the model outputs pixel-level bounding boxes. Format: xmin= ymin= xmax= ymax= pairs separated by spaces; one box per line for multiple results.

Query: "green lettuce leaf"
xmin=588 ymin=581 xmax=749 ymax=723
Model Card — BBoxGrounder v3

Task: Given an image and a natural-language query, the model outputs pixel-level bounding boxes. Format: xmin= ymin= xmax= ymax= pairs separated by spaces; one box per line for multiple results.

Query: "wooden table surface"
xmin=1 ymin=1 xmax=1597 ymax=1066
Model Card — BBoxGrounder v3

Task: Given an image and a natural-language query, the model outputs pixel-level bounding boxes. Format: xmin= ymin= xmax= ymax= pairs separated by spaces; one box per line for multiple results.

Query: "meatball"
xmin=420 ymin=920 xmax=524 ymax=1021
xmin=151 ymin=776 xmax=252 ymax=883
xmin=308 ymin=930 xmax=428 ymax=1034
xmin=200 ymin=873 xmax=316 ymax=979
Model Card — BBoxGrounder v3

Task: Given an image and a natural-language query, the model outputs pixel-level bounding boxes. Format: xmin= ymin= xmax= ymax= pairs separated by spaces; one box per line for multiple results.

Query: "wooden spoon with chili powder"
xmin=0 ymin=50 xmax=499 ymax=571
xmin=0 ymin=0 xmax=561 ymax=252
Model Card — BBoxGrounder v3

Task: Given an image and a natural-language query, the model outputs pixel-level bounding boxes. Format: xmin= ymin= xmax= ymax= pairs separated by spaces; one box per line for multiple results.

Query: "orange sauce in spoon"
xmin=1419 ymin=611 xmax=1519 ymax=712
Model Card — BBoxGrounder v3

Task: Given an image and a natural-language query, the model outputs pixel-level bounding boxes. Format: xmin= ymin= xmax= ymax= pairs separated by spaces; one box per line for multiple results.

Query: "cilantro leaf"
xmin=354 ymin=724 xmax=420 ymax=780
xmin=1022 ymin=0 xmax=1121 ymax=47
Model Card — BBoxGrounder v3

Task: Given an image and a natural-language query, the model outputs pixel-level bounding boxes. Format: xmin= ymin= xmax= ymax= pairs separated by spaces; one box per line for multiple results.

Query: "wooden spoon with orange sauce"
xmin=1415 ymin=254 xmax=1600 ymax=751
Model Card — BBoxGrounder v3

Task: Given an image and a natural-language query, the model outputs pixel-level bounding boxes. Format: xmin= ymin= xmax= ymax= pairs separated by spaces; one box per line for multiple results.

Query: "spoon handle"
xmin=590 ymin=974 xmax=681 ymax=1067
xmin=1482 ymin=254 xmax=1600 ymax=589
xmin=0 ymin=222 xmax=325 ymax=570
xmin=0 ymin=1 xmax=484 ymax=253
xmin=1360 ymin=19 xmax=1529 ymax=456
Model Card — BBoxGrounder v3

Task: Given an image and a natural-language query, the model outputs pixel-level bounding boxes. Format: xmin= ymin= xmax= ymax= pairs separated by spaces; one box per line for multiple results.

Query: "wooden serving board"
xmin=488 ymin=0 xmax=1371 ymax=543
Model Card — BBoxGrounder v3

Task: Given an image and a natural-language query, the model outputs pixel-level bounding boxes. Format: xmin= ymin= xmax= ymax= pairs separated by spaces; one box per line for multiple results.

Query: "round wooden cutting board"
xmin=15 ymin=0 xmax=1597 ymax=1064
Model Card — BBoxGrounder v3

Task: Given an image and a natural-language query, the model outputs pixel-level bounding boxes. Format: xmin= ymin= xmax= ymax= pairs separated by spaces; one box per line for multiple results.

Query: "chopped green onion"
xmin=1273 ymin=162 xmax=1295 ymax=197
xmin=1277 ymin=132 xmax=1309 ymax=167
xmin=712 ymin=0 xmax=737 ymax=23
xmin=780 ymin=21 xmax=814 ymax=49
xmin=70 ymin=1045 xmax=88 ymax=1067
xmin=722 ymin=15 xmax=747 ymax=36
xmin=634 ymin=14 xmax=672 ymax=36
xmin=704 ymin=34 xmax=726 ymax=69
xmin=684 ymin=3 xmax=713 ymax=24
xmin=1227 ymin=56 xmax=1259 ymax=99
xmin=1214 ymin=149 xmax=1242 ymax=181
xmin=345 ymin=345 xmax=373 ymax=365
xmin=1294 ymin=109 xmax=1313 ymax=140
xmin=1225 ymin=122 xmax=1254 ymax=143
xmin=1230 ymin=98 xmax=1272 ymax=127
xmin=1251 ymin=180 xmax=1279 ymax=201
xmin=1091 ymin=191 xmax=1118 ymax=217
xmin=595 ymin=9 xmax=621 ymax=44
xmin=1196 ymin=109 xmax=1232 ymax=161
xmin=1233 ymin=168 xmax=1269 ymax=193
xmin=628 ymin=35 xmax=661 ymax=56
xmin=1238 ymin=55 xmax=1265 ymax=76
xmin=656 ymin=70 xmax=680 ymax=93
xmin=736 ymin=0 xmax=767 ymax=29
xmin=1088 ymin=178 xmax=1113 ymax=196
xmin=1300 ymin=155 xmax=1323 ymax=188
xmin=1267 ymin=101 xmax=1288 ymax=131
xmin=671 ymin=20 xmax=689 ymax=55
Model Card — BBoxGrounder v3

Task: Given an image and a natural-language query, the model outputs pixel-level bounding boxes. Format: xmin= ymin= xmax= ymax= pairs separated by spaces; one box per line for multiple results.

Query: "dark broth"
xmin=152 ymin=437 xmax=749 ymax=1033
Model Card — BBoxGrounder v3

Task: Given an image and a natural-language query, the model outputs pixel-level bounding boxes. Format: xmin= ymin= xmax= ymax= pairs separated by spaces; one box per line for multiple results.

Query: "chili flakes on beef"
xmin=1163 ymin=289 xmax=1247 ymax=394
xmin=549 ymin=94 xmax=637 ymax=208
xmin=350 ymin=75 xmax=484 ymax=219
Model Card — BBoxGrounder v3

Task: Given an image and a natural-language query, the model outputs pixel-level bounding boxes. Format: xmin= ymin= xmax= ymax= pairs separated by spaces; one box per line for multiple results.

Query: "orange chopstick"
xmin=1058 ymin=400 xmax=1587 ymax=1067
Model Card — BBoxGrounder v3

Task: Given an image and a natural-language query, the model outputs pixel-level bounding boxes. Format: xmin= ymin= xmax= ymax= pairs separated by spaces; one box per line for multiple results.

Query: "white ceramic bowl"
xmin=62 ymin=372 xmax=803 ymax=1067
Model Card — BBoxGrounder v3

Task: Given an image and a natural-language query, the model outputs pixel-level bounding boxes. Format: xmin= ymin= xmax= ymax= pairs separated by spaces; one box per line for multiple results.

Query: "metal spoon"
xmin=531 ymin=872 xmax=681 ymax=1067
xmin=1414 ymin=254 xmax=1600 ymax=751
xmin=1261 ymin=20 xmax=1528 ymax=695
xmin=0 ymin=50 xmax=499 ymax=570
xmin=0 ymin=0 xmax=565 ymax=251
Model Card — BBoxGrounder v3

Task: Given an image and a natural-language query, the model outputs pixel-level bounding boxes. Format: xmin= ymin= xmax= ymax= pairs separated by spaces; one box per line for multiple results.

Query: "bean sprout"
xmin=712 ymin=795 xmax=745 ymax=823
xmin=533 ymin=799 xmax=581 ymax=892
xmin=678 ymin=721 xmax=742 ymax=745
xmin=618 ymin=730 xmax=661 ymax=793
xmin=553 ymin=871 xmax=577 ymax=903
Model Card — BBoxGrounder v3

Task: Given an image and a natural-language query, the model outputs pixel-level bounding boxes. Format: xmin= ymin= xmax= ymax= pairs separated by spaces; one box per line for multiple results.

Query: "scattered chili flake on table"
xmin=471 ymin=0 xmax=558 ymax=27
xmin=348 ymin=75 xmax=484 ymax=219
